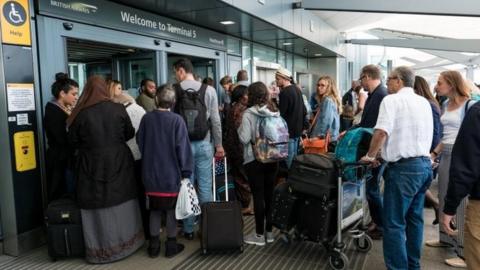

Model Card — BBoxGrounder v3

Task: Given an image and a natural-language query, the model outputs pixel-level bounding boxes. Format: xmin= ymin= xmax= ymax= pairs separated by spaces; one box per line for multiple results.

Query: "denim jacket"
xmin=310 ymin=96 xmax=340 ymax=141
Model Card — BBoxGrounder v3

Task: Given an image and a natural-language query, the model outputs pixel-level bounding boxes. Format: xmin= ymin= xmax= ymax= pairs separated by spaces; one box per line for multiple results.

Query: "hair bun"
xmin=55 ymin=72 xmax=69 ymax=81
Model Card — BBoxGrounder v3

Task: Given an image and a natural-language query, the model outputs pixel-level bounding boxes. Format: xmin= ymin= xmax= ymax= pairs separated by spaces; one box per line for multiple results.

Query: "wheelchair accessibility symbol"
xmin=3 ymin=1 xmax=26 ymax=26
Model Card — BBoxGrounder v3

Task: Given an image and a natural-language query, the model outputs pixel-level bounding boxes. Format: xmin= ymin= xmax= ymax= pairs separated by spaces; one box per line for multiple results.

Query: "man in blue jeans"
xmin=173 ymin=58 xmax=225 ymax=240
xmin=361 ymin=66 xmax=433 ymax=270
xmin=357 ymin=65 xmax=388 ymax=238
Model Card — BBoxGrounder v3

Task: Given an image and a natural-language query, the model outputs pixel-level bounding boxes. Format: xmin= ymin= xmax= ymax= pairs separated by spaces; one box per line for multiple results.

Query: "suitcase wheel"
xmin=354 ymin=235 xmax=373 ymax=253
xmin=50 ymin=256 xmax=57 ymax=262
xmin=329 ymin=252 xmax=349 ymax=270
xmin=239 ymin=245 xmax=244 ymax=253
xmin=202 ymin=248 xmax=208 ymax=255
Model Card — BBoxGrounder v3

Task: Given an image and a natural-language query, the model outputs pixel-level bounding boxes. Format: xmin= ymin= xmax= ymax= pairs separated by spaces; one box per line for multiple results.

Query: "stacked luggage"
xmin=272 ymin=128 xmax=374 ymax=270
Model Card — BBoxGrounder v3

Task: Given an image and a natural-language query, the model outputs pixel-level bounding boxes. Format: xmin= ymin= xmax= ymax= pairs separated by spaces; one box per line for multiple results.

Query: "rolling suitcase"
xmin=296 ymin=194 xmax=336 ymax=243
xmin=271 ymin=182 xmax=298 ymax=231
xmin=45 ymin=197 xmax=85 ymax=261
xmin=201 ymin=157 xmax=244 ymax=254
xmin=288 ymin=153 xmax=337 ymax=199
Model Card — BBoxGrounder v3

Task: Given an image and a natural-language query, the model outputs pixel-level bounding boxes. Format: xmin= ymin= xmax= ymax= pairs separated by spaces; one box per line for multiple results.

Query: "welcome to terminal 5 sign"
xmin=39 ymin=0 xmax=227 ymax=50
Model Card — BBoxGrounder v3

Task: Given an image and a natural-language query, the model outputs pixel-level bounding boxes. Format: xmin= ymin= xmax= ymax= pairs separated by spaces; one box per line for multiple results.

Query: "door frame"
xmin=37 ymin=16 xmax=226 ymax=111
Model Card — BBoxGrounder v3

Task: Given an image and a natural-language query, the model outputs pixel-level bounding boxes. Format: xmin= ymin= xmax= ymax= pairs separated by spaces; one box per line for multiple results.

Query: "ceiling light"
xmin=220 ymin=21 xmax=235 ymax=25
xmin=283 ymin=42 xmax=292 ymax=46
xmin=314 ymin=53 xmax=322 ymax=56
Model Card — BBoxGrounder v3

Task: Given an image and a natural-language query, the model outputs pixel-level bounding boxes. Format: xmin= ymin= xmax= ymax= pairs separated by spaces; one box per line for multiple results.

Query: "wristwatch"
xmin=363 ymin=154 xmax=376 ymax=162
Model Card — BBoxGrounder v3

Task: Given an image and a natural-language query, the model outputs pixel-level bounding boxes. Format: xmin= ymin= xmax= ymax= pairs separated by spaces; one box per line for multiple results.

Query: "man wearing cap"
xmin=276 ymin=68 xmax=305 ymax=168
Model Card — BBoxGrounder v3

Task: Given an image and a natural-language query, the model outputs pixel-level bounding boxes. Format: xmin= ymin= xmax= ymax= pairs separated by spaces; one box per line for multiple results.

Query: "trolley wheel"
xmin=329 ymin=252 xmax=349 ymax=270
xmin=354 ymin=235 xmax=373 ymax=252
xmin=280 ymin=233 xmax=291 ymax=245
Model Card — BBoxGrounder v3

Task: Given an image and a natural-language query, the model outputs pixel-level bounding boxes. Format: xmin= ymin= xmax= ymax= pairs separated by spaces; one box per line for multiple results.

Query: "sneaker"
xmin=425 ymin=240 xmax=451 ymax=248
xmin=266 ymin=232 xmax=275 ymax=243
xmin=445 ymin=257 xmax=467 ymax=268
xmin=244 ymin=233 xmax=266 ymax=246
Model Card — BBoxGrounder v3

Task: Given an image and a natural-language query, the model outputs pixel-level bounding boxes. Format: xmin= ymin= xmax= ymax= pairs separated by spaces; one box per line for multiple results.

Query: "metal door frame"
xmin=37 ymin=16 xmax=226 ymax=110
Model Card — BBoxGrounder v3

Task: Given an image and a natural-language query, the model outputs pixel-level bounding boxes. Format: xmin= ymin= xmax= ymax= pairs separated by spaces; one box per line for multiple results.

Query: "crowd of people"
xmin=43 ymin=59 xmax=480 ymax=269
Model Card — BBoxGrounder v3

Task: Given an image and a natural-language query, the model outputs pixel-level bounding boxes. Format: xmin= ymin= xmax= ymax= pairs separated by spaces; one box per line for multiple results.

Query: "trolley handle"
xmin=336 ymin=160 xmax=371 ymax=169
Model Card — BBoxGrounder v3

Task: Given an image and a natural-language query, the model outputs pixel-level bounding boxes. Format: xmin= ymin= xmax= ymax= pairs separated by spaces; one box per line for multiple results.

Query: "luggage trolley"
xmin=328 ymin=160 xmax=373 ymax=270
xmin=275 ymin=153 xmax=373 ymax=270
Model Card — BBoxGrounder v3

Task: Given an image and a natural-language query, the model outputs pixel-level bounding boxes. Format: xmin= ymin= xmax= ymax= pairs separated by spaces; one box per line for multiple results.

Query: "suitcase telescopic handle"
xmin=212 ymin=157 xmax=229 ymax=202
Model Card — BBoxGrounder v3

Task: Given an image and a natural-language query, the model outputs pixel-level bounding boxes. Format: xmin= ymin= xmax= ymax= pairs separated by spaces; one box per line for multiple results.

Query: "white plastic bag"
xmin=175 ymin=179 xmax=201 ymax=219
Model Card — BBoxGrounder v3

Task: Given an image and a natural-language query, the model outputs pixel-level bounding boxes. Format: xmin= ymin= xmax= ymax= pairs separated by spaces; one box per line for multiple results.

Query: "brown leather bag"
xmin=302 ymin=108 xmax=331 ymax=154
xmin=301 ymin=132 xmax=331 ymax=155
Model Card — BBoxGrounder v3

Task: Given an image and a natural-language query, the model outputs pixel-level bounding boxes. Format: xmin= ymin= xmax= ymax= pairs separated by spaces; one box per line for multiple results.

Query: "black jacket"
xmin=359 ymin=84 xmax=388 ymax=128
xmin=444 ymin=102 xmax=480 ymax=215
xmin=279 ymin=85 xmax=305 ymax=138
xmin=68 ymin=101 xmax=137 ymax=209
xmin=44 ymin=102 xmax=74 ymax=201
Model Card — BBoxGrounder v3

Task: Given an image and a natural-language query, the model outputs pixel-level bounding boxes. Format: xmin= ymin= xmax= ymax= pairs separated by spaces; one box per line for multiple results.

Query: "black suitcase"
xmin=296 ymin=195 xmax=336 ymax=243
xmin=288 ymin=153 xmax=337 ymax=199
xmin=45 ymin=197 xmax=85 ymax=260
xmin=201 ymin=157 xmax=243 ymax=254
xmin=271 ymin=182 xmax=298 ymax=231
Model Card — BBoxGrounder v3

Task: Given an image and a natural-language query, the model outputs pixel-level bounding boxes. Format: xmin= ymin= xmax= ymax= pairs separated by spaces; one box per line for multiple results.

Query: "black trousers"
xmin=244 ymin=160 xmax=278 ymax=235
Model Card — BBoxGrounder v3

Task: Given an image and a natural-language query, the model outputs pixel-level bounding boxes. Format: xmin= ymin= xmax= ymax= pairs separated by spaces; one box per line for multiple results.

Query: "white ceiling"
xmin=314 ymin=11 xmax=480 ymax=82
xmin=314 ymin=11 xmax=480 ymax=38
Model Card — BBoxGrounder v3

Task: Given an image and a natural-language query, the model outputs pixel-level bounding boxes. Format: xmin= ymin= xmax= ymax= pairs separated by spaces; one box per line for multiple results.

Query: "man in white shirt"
xmin=361 ymin=66 xmax=433 ymax=270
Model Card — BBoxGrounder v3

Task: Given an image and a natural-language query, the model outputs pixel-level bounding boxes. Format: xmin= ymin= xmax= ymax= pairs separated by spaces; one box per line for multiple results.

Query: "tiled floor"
xmin=0 ymin=181 xmax=461 ymax=270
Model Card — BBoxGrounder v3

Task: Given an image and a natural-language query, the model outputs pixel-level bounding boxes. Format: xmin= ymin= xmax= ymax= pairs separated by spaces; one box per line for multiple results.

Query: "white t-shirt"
xmin=441 ymin=107 xmax=462 ymax=145
xmin=374 ymin=87 xmax=433 ymax=162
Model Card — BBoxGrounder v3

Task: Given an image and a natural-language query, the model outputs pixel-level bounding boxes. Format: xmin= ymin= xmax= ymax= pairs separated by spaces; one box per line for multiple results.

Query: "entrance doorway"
xmin=166 ymin=54 xmax=217 ymax=85
xmin=66 ymin=38 xmax=156 ymax=98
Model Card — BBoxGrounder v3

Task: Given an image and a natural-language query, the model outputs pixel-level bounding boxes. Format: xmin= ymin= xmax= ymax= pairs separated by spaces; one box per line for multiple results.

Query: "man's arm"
xmin=444 ymin=106 xmax=480 ymax=215
xmin=442 ymin=105 xmax=480 ymax=234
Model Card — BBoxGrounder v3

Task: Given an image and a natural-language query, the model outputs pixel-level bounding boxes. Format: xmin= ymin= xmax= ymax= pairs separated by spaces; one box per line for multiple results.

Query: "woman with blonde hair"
xmin=310 ymin=76 xmax=341 ymax=141
xmin=426 ymin=70 xmax=477 ymax=268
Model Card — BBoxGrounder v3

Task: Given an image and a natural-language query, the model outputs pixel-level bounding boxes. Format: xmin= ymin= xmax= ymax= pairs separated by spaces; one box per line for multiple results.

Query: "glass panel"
xmin=167 ymin=54 xmax=216 ymax=85
xmin=278 ymin=50 xmax=286 ymax=68
xmin=286 ymin=53 xmax=294 ymax=74
xmin=227 ymin=36 xmax=241 ymax=55
xmin=294 ymin=55 xmax=308 ymax=71
xmin=242 ymin=41 xmax=252 ymax=82
xmin=119 ymin=58 xmax=155 ymax=90
xmin=253 ymin=44 xmax=276 ymax=63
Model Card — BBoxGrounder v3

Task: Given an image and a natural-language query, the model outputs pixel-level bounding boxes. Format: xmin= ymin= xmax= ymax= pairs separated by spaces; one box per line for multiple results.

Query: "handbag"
xmin=175 ymin=179 xmax=201 ymax=220
xmin=302 ymin=108 xmax=331 ymax=155
xmin=301 ymin=132 xmax=331 ymax=154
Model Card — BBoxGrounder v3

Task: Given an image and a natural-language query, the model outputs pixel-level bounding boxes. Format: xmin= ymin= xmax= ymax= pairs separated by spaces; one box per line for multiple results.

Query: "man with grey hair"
xmin=361 ymin=66 xmax=433 ymax=269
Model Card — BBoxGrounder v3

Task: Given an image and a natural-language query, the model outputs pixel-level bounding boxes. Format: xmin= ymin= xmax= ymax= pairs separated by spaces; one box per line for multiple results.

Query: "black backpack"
xmin=173 ymin=83 xmax=209 ymax=141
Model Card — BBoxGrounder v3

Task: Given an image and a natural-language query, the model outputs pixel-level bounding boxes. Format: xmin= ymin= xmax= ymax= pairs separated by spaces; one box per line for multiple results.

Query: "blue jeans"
xmin=382 ymin=157 xmax=432 ymax=270
xmin=183 ymin=140 xmax=214 ymax=233
xmin=287 ymin=137 xmax=300 ymax=168
xmin=367 ymin=163 xmax=386 ymax=229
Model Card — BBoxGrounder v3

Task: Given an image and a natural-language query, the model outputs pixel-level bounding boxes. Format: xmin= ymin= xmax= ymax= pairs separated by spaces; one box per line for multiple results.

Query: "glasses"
xmin=387 ymin=76 xmax=398 ymax=81
xmin=359 ymin=75 xmax=366 ymax=80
